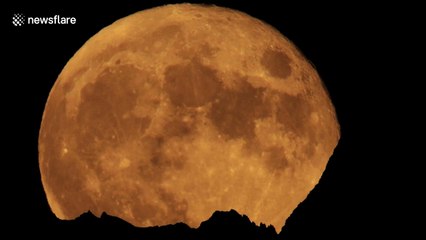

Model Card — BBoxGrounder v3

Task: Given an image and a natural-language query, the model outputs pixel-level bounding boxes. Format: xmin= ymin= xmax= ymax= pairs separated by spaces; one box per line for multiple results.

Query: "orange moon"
xmin=39 ymin=4 xmax=339 ymax=229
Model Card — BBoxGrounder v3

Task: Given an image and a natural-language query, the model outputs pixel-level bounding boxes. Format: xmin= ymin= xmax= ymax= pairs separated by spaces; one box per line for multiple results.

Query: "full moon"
xmin=39 ymin=4 xmax=340 ymax=230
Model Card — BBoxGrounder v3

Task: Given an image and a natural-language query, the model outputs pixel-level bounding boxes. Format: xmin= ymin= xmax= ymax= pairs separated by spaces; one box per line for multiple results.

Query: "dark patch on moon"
xmin=164 ymin=116 xmax=193 ymax=137
xmin=149 ymin=152 xmax=186 ymax=171
xmin=276 ymin=93 xmax=312 ymax=136
xmin=264 ymin=146 xmax=289 ymax=172
xmin=304 ymin=138 xmax=317 ymax=159
xmin=261 ymin=50 xmax=292 ymax=79
xmin=276 ymin=93 xmax=318 ymax=160
xmin=72 ymin=64 xmax=154 ymax=183
xmin=151 ymin=24 xmax=182 ymax=41
xmin=137 ymin=136 xmax=166 ymax=182
xmin=209 ymin=78 xmax=271 ymax=139
xmin=164 ymin=58 xmax=221 ymax=107
xmin=138 ymin=135 xmax=187 ymax=182
xmin=77 ymin=65 xmax=152 ymax=144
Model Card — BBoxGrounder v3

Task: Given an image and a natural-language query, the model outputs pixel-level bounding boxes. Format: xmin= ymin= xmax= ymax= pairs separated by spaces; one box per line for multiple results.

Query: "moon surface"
xmin=39 ymin=4 xmax=340 ymax=229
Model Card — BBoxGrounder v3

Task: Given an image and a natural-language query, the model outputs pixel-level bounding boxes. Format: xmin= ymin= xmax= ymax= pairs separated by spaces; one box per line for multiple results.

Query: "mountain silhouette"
xmin=198 ymin=209 xmax=277 ymax=240
xmin=42 ymin=210 xmax=279 ymax=240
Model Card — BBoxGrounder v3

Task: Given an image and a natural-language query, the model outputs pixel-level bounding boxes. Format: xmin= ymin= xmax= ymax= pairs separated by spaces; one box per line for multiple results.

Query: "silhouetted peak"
xmin=73 ymin=210 xmax=97 ymax=221
xmin=73 ymin=211 xmax=127 ymax=224
xmin=206 ymin=209 xmax=251 ymax=224
xmin=199 ymin=209 xmax=277 ymax=239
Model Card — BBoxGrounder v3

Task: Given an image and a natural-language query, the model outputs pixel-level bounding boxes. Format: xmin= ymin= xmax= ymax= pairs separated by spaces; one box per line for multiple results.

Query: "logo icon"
xmin=12 ymin=13 xmax=25 ymax=26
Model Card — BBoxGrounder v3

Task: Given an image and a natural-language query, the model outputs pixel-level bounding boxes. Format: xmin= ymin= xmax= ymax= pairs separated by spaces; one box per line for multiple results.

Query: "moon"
xmin=39 ymin=4 xmax=339 ymax=230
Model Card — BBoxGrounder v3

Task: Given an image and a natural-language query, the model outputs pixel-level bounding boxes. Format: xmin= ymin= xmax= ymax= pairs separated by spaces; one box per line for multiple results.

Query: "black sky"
xmin=3 ymin=0 xmax=407 ymax=238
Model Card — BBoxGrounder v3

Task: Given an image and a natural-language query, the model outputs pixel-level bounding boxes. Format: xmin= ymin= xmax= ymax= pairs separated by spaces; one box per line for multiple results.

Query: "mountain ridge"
xmin=45 ymin=209 xmax=279 ymax=240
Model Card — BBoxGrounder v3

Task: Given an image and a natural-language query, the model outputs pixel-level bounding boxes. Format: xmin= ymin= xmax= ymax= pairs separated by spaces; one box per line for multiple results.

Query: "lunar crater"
xmin=261 ymin=50 xmax=292 ymax=79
